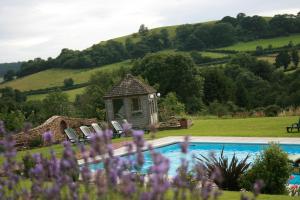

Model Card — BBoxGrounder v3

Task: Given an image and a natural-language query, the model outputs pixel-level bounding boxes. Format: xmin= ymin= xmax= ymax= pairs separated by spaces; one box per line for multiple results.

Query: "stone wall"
xmin=13 ymin=116 xmax=98 ymax=147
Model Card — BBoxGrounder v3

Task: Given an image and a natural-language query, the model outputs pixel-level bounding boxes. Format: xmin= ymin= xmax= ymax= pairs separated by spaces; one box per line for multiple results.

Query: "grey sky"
xmin=0 ymin=0 xmax=299 ymax=63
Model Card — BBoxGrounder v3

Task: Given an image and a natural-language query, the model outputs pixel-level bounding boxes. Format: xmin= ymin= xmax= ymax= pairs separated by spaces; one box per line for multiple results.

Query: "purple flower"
xmin=180 ymin=136 xmax=189 ymax=154
xmin=253 ymin=179 xmax=264 ymax=197
xmin=42 ymin=131 xmax=53 ymax=144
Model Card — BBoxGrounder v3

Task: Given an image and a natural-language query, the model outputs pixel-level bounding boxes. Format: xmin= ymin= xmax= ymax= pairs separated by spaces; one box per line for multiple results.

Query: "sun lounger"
xmin=79 ymin=126 xmax=94 ymax=140
xmin=287 ymin=118 xmax=300 ymax=133
xmin=64 ymin=128 xmax=85 ymax=143
xmin=111 ymin=120 xmax=124 ymax=138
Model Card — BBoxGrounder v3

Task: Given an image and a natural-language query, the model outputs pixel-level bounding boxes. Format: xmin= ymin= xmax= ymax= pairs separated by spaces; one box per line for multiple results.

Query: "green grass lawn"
xmin=27 ymin=87 xmax=87 ymax=102
xmin=219 ymin=34 xmax=300 ymax=51
xmin=1 ymin=116 xmax=299 ymax=165
xmin=155 ymin=116 xmax=300 ymax=138
xmin=0 ymin=60 xmax=132 ymax=91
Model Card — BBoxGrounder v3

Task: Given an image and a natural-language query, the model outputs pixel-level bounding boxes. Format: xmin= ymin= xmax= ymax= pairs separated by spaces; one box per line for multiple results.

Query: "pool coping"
xmin=78 ymin=136 xmax=300 ymax=165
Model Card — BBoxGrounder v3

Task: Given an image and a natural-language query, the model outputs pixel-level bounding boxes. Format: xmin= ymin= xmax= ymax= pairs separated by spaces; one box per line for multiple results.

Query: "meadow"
xmin=219 ymin=34 xmax=300 ymax=51
xmin=0 ymin=60 xmax=132 ymax=91
xmin=26 ymin=87 xmax=86 ymax=102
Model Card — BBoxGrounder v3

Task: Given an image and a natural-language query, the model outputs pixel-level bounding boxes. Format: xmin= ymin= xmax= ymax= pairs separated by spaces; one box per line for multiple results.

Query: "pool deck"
xmin=78 ymin=136 xmax=300 ymax=165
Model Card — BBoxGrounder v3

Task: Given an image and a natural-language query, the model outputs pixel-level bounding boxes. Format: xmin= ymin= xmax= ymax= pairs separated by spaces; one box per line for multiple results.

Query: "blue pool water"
xmin=88 ymin=142 xmax=300 ymax=184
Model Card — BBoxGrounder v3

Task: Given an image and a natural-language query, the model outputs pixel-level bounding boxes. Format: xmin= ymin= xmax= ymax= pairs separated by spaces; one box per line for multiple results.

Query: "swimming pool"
xmin=88 ymin=142 xmax=300 ymax=184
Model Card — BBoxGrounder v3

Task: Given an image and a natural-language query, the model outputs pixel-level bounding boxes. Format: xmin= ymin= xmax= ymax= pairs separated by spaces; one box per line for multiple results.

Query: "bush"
xmin=22 ymin=154 xmax=36 ymax=178
xmin=264 ymin=105 xmax=281 ymax=117
xmin=63 ymin=78 xmax=74 ymax=87
xmin=240 ymin=143 xmax=292 ymax=194
xmin=158 ymin=92 xmax=185 ymax=121
xmin=28 ymin=136 xmax=43 ymax=148
xmin=195 ymin=148 xmax=251 ymax=191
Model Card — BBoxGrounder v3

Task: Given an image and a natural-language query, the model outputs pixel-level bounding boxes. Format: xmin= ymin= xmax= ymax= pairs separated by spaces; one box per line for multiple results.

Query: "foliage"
xmin=264 ymin=105 xmax=281 ymax=117
xmin=42 ymin=91 xmax=72 ymax=118
xmin=240 ymin=143 xmax=293 ymax=194
xmin=63 ymin=78 xmax=74 ymax=87
xmin=132 ymin=52 xmax=204 ymax=113
xmin=28 ymin=135 xmax=43 ymax=148
xmin=12 ymin=13 xmax=300 ymax=77
xmin=291 ymin=49 xmax=299 ymax=67
xmin=22 ymin=153 xmax=36 ymax=178
xmin=0 ymin=110 xmax=25 ymax=132
xmin=3 ymin=70 xmax=15 ymax=81
xmin=158 ymin=92 xmax=185 ymax=121
xmin=195 ymin=148 xmax=251 ymax=191
xmin=275 ymin=51 xmax=291 ymax=69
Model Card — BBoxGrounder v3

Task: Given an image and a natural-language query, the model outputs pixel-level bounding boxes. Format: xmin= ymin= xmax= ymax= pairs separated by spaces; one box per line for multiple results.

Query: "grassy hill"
xmin=0 ymin=60 xmax=132 ymax=91
xmin=2 ymin=20 xmax=300 ymax=98
xmin=218 ymin=34 xmax=300 ymax=51
xmin=27 ymin=87 xmax=86 ymax=102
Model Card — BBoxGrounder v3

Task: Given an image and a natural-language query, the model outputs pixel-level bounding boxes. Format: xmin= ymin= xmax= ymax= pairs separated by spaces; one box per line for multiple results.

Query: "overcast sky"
xmin=0 ymin=0 xmax=299 ymax=63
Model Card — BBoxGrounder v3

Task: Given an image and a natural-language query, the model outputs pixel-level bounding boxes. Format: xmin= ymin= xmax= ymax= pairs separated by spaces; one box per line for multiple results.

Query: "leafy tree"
xmin=275 ymin=51 xmax=291 ymax=70
xmin=203 ymin=69 xmax=234 ymax=104
xmin=138 ymin=24 xmax=149 ymax=36
xmin=3 ymin=70 xmax=15 ymax=81
xmin=43 ymin=91 xmax=72 ymax=118
xmin=220 ymin=16 xmax=238 ymax=26
xmin=291 ymin=49 xmax=299 ymax=67
xmin=132 ymin=52 xmax=204 ymax=113
xmin=235 ymin=84 xmax=249 ymax=108
xmin=159 ymin=29 xmax=172 ymax=48
xmin=0 ymin=110 xmax=25 ymax=132
xmin=158 ymin=92 xmax=185 ymax=121
xmin=63 ymin=78 xmax=74 ymax=87
xmin=210 ymin=23 xmax=235 ymax=47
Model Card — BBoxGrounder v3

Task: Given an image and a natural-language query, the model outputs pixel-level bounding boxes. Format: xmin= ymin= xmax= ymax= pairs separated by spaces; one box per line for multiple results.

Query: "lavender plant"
xmin=0 ymin=121 xmax=264 ymax=200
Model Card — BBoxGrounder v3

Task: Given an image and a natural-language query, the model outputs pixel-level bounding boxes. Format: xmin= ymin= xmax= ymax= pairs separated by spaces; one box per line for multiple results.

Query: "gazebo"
xmin=104 ymin=74 xmax=159 ymax=129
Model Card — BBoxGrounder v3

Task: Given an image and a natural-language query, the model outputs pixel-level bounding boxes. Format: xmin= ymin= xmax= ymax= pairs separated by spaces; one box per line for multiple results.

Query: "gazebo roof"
xmin=104 ymin=74 xmax=156 ymax=98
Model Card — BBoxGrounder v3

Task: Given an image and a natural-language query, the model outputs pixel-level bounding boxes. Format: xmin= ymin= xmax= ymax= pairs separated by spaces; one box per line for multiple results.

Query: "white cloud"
xmin=0 ymin=0 xmax=299 ymax=62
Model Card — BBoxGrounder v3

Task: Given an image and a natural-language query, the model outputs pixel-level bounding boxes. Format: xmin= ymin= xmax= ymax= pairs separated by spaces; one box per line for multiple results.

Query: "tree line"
xmin=1 ymin=51 xmax=300 ymax=131
xmin=13 ymin=12 xmax=300 ymax=78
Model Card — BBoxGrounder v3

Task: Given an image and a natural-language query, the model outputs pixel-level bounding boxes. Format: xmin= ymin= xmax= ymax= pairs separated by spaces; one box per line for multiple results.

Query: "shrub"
xmin=63 ymin=78 xmax=74 ymax=87
xmin=240 ymin=143 xmax=292 ymax=194
xmin=158 ymin=92 xmax=185 ymax=121
xmin=264 ymin=105 xmax=281 ymax=117
xmin=195 ymin=148 xmax=251 ymax=191
xmin=22 ymin=154 xmax=36 ymax=178
xmin=28 ymin=136 xmax=43 ymax=148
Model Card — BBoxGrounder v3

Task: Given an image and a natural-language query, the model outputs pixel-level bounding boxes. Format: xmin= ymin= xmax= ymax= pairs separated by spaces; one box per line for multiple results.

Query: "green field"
xmin=0 ymin=60 xmax=132 ymax=91
xmin=2 ymin=116 xmax=299 ymax=165
xmin=219 ymin=34 xmax=300 ymax=51
xmin=27 ymin=87 xmax=86 ymax=102
xmin=200 ymin=51 xmax=229 ymax=58
xmin=157 ymin=116 xmax=299 ymax=137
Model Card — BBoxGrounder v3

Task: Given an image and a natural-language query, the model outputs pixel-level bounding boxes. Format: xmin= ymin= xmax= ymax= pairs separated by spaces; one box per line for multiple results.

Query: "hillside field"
xmin=27 ymin=87 xmax=86 ymax=102
xmin=0 ymin=60 xmax=132 ymax=91
xmin=219 ymin=34 xmax=300 ymax=51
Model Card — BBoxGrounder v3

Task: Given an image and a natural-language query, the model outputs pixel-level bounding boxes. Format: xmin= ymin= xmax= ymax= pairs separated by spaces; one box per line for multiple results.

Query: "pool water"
xmin=88 ymin=142 xmax=300 ymax=184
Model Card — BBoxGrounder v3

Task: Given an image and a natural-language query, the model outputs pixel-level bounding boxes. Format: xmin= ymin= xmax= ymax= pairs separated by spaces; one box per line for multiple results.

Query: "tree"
xmin=132 ymin=52 xmax=204 ymax=113
xmin=63 ymin=78 xmax=74 ymax=87
xmin=3 ymin=70 xmax=15 ymax=81
xmin=275 ymin=51 xmax=291 ymax=70
xmin=43 ymin=91 xmax=72 ymax=118
xmin=158 ymin=92 xmax=185 ymax=121
xmin=291 ymin=49 xmax=299 ymax=67
xmin=138 ymin=24 xmax=149 ymax=36
xmin=235 ymin=84 xmax=249 ymax=108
